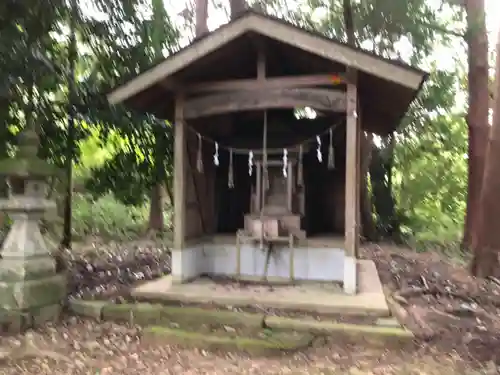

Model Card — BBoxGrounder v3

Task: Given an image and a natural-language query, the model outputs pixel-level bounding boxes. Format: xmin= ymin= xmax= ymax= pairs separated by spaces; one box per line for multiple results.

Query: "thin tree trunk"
xmin=360 ymin=133 xmax=377 ymax=241
xmin=147 ymin=0 xmax=171 ymax=234
xmin=470 ymin=27 xmax=500 ymax=278
xmin=60 ymin=0 xmax=78 ymax=250
xmin=195 ymin=0 xmax=208 ymax=37
xmin=370 ymin=136 xmax=400 ymax=241
xmin=229 ymin=0 xmax=246 ymax=18
xmin=343 ymin=0 xmax=355 ymax=46
xmin=148 ymin=128 xmax=166 ymax=232
xmin=462 ymin=0 xmax=490 ymax=248
xmin=148 ymin=183 xmax=164 ymax=231
xmin=164 ymin=178 xmax=173 ymax=206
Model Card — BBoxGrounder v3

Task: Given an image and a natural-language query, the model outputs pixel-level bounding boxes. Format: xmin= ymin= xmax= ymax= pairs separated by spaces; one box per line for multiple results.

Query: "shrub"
xmin=71 ymin=193 xmax=149 ymax=240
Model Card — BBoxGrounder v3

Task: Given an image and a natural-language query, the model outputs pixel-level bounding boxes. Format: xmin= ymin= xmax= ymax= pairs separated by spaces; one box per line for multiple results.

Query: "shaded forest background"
xmin=0 ymin=0 xmax=497 ymax=269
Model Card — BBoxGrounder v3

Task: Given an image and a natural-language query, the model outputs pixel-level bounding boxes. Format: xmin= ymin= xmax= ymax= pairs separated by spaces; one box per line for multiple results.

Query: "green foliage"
xmin=0 ymin=0 xmax=179 ymax=225
xmin=71 ymin=194 xmax=149 ymax=239
xmin=395 ymin=114 xmax=467 ymax=243
xmin=393 ymin=65 xmax=468 ymax=245
xmin=278 ymin=0 xmax=468 ymax=244
xmin=74 ymin=127 xmax=117 ymax=181
xmin=0 ymin=0 xmax=473 ymax=248
xmin=76 ymin=0 xmax=179 ymax=206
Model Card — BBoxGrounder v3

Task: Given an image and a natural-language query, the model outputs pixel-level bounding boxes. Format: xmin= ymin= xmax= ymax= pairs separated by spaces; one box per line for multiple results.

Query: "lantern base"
xmin=0 ymin=215 xmax=65 ymax=333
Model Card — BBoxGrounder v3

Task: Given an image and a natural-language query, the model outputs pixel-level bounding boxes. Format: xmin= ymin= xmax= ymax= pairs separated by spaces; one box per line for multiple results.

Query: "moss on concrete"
xmin=93 ymin=302 xmax=265 ymax=328
xmin=0 ymin=312 xmax=23 ymax=333
xmin=70 ymin=300 xmax=411 ymax=350
xmin=265 ymin=316 xmax=413 ymax=340
xmin=31 ymin=304 xmax=61 ymax=327
xmin=143 ymin=326 xmax=314 ymax=356
xmin=375 ymin=317 xmax=402 ymax=328
xmin=0 ymin=258 xmax=57 ymax=282
xmin=0 ymin=272 xmax=65 ymax=332
xmin=102 ymin=303 xmax=135 ymax=323
xmin=68 ymin=300 xmax=107 ymax=320
xmin=101 ymin=303 xmax=166 ymax=325
xmin=133 ymin=303 xmax=163 ymax=325
xmin=0 ymin=273 xmax=66 ymax=310
xmin=0 ymin=303 xmax=62 ymax=333
xmin=159 ymin=306 xmax=265 ymax=328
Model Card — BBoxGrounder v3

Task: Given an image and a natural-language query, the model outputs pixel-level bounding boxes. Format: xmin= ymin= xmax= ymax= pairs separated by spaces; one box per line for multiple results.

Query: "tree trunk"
xmin=147 ymin=0 xmax=176 ymax=234
xmin=0 ymin=179 xmax=5 ymax=232
xmin=470 ymin=28 xmax=500 ymax=278
xmin=60 ymin=0 xmax=78 ymax=250
xmin=229 ymin=0 xmax=246 ymax=18
xmin=462 ymin=0 xmax=490 ymax=248
xmin=164 ymin=178 xmax=173 ymax=206
xmin=195 ymin=0 xmax=208 ymax=37
xmin=370 ymin=136 xmax=400 ymax=241
xmin=343 ymin=0 xmax=355 ymax=46
xmin=148 ymin=183 xmax=164 ymax=231
xmin=360 ymin=133 xmax=377 ymax=241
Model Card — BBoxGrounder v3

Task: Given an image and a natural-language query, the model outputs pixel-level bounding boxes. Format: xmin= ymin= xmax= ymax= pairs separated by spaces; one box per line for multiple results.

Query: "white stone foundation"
xmin=342 ymin=255 xmax=357 ymax=294
xmin=171 ymin=241 xmax=356 ymax=292
xmin=171 ymin=247 xmax=204 ymax=282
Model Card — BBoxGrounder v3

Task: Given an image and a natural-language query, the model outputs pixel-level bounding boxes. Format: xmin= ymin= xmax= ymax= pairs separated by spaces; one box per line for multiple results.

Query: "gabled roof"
xmin=106 ymin=10 xmax=428 ymax=135
xmin=108 ymin=10 xmax=426 ymax=105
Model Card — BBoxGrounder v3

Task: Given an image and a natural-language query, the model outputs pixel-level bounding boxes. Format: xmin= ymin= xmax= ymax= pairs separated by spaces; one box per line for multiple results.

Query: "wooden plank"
xmin=184 ymin=88 xmax=346 ymax=119
xmin=181 ymin=74 xmax=346 ymax=93
xmin=173 ymin=95 xmax=186 ymax=250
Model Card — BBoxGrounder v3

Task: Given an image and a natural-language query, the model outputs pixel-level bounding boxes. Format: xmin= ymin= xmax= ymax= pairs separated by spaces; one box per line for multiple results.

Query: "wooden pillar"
xmin=356 ymin=108 xmax=362 ymax=245
xmin=287 ymin=162 xmax=292 ymax=212
xmin=174 ymin=95 xmax=186 ymax=251
xmin=256 ymin=161 xmax=261 ymax=213
xmin=344 ymin=70 xmax=359 ymax=295
xmin=257 ymin=45 xmax=266 ymax=214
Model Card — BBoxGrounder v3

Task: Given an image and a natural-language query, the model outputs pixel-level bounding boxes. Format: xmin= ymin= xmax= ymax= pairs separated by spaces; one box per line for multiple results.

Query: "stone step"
xmin=142 ymin=326 xmax=314 ymax=356
xmin=69 ymin=300 xmax=413 ymax=350
xmin=265 ymin=315 xmax=413 ymax=339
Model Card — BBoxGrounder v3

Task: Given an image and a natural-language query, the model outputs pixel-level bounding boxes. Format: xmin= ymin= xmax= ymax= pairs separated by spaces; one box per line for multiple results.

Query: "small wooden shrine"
xmin=107 ymin=11 xmax=427 ymax=294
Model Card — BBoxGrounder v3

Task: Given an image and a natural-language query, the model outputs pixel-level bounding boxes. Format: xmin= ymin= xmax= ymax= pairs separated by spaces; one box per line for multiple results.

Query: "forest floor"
xmin=1 ymin=238 xmax=500 ymax=374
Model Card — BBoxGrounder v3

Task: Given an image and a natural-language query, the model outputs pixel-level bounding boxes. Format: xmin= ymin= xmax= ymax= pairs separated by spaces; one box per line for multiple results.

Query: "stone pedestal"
xmin=0 ymin=125 xmax=66 ymax=332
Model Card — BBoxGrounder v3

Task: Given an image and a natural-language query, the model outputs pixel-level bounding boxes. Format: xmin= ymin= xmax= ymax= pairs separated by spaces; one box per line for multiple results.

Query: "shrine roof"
xmin=106 ymin=10 xmax=428 ymax=135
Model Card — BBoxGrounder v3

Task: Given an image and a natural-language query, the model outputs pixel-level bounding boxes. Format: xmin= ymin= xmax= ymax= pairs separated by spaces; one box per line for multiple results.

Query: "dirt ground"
xmin=365 ymin=244 xmax=500 ymax=365
xmin=1 ymin=239 xmax=499 ymax=374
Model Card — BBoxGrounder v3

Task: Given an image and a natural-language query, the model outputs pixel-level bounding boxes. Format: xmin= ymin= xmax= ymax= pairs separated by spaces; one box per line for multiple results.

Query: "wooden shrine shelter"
xmin=107 ymin=10 xmax=427 ymax=295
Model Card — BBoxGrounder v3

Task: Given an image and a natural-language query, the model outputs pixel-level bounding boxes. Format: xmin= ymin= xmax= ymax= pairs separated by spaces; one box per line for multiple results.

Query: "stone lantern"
xmin=0 ymin=124 xmax=66 ymax=332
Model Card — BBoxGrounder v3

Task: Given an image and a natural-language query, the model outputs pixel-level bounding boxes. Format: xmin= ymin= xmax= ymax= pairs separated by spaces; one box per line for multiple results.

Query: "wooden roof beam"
xmin=107 ymin=12 xmax=425 ymax=105
xmin=183 ymin=87 xmax=346 ymax=119
xmin=170 ymin=74 xmax=347 ymax=94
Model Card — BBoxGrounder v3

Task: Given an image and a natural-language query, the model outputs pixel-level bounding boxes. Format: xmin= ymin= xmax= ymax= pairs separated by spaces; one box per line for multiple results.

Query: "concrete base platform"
xmin=132 ymin=259 xmax=389 ymax=316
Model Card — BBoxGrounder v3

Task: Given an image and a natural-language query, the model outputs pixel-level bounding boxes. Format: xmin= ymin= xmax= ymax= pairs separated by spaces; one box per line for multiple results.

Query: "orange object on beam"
xmin=330 ymin=75 xmax=344 ymax=84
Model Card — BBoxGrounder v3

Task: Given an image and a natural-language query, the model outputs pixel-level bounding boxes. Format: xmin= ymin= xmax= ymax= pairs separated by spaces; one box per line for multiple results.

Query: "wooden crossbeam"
xmin=167 ymin=74 xmax=347 ymax=94
xmin=184 ymin=87 xmax=346 ymax=119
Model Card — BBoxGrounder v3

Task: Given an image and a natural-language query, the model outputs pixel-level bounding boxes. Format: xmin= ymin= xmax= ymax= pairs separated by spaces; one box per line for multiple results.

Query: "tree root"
xmin=0 ymin=332 xmax=70 ymax=364
xmin=395 ymin=284 xmax=500 ymax=308
xmin=383 ymin=287 xmax=435 ymax=340
xmin=388 ymin=281 xmax=500 ymax=340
